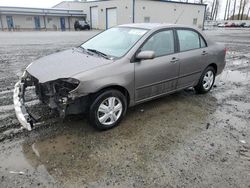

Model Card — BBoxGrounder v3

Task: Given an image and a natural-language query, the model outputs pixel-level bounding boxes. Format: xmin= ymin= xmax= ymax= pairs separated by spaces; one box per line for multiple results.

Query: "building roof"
xmin=0 ymin=6 xmax=85 ymax=16
xmin=53 ymin=0 xmax=206 ymax=8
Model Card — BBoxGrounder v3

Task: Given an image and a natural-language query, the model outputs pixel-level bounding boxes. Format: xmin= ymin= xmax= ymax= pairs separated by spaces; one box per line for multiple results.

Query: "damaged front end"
xmin=14 ymin=71 xmax=88 ymax=131
xmin=13 ymin=72 xmax=37 ymax=131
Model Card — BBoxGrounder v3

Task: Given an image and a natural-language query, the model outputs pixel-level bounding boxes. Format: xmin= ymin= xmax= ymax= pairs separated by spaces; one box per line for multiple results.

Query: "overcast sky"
xmin=0 ymin=0 xmax=229 ymax=19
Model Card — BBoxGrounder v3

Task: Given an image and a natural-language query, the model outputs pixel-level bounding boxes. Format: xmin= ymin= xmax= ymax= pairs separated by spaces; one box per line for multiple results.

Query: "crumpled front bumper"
xmin=13 ymin=80 xmax=35 ymax=131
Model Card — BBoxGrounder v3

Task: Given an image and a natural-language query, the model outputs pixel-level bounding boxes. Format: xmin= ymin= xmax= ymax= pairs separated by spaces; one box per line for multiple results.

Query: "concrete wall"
xmin=135 ymin=0 xmax=206 ymax=29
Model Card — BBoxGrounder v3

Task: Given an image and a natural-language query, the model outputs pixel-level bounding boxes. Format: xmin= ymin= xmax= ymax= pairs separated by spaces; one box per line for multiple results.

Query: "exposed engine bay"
xmin=13 ymin=71 xmax=89 ymax=130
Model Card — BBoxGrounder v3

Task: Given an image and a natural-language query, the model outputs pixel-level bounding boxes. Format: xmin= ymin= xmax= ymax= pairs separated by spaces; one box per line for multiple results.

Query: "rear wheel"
xmin=195 ymin=66 xmax=215 ymax=94
xmin=89 ymin=90 xmax=127 ymax=130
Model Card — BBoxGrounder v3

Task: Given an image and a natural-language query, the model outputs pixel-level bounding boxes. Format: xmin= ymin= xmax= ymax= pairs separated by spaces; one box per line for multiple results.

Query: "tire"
xmin=195 ymin=66 xmax=216 ymax=94
xmin=89 ymin=90 xmax=127 ymax=130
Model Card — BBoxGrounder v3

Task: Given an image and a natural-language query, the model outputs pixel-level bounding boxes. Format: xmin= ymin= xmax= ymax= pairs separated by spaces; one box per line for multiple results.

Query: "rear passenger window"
xmin=177 ymin=30 xmax=205 ymax=52
xmin=141 ymin=30 xmax=175 ymax=57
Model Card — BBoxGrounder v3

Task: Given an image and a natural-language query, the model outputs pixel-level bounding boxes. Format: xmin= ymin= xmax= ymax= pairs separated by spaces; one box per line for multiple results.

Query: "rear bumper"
xmin=13 ymin=81 xmax=35 ymax=131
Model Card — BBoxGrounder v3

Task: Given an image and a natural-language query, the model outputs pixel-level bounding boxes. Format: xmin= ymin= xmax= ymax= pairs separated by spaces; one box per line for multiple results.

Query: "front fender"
xmin=71 ymin=61 xmax=135 ymax=106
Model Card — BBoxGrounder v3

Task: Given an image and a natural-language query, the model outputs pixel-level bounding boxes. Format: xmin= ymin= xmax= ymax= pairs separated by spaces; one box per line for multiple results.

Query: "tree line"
xmin=183 ymin=0 xmax=250 ymax=20
xmin=207 ymin=0 xmax=249 ymax=20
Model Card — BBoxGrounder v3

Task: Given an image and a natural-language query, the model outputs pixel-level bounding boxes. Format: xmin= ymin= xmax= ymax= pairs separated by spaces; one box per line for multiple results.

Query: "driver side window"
xmin=140 ymin=30 xmax=175 ymax=57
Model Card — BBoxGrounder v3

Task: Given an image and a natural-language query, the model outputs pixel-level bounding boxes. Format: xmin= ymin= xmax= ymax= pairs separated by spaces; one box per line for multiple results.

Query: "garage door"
xmin=90 ymin=6 xmax=99 ymax=29
xmin=106 ymin=8 xmax=117 ymax=29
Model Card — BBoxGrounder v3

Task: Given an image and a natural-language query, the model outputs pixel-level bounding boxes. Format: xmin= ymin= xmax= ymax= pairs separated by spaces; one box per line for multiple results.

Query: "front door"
xmin=135 ymin=29 xmax=179 ymax=102
xmin=6 ymin=16 xmax=14 ymax=31
xmin=60 ymin=17 xmax=66 ymax=31
xmin=34 ymin=16 xmax=40 ymax=30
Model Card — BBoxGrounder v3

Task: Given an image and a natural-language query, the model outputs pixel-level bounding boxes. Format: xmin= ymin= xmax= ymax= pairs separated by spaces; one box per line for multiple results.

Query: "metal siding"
xmin=57 ymin=0 xmax=205 ymax=30
xmin=82 ymin=0 xmax=132 ymax=30
xmin=135 ymin=0 xmax=205 ymax=29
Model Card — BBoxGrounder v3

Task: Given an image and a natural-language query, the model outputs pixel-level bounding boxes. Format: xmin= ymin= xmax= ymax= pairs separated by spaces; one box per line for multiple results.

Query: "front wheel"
xmin=89 ymin=90 xmax=127 ymax=130
xmin=195 ymin=66 xmax=216 ymax=94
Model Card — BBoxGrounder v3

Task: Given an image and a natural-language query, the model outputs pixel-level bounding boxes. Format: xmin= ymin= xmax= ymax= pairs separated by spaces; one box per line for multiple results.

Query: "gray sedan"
xmin=14 ymin=23 xmax=226 ymax=131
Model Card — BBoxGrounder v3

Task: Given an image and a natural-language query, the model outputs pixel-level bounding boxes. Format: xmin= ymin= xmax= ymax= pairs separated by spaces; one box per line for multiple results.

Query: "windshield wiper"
xmin=78 ymin=46 xmax=91 ymax=54
xmin=86 ymin=49 xmax=111 ymax=59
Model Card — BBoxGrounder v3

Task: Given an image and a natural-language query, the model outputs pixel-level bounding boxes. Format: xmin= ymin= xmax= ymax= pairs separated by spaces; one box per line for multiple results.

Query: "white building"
xmin=54 ymin=0 xmax=206 ymax=30
xmin=0 ymin=6 xmax=86 ymax=31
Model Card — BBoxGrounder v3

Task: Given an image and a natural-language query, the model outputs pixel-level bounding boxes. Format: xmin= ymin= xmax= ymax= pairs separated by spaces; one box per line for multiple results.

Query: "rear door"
xmin=175 ymin=29 xmax=208 ymax=89
xmin=134 ymin=29 xmax=179 ymax=102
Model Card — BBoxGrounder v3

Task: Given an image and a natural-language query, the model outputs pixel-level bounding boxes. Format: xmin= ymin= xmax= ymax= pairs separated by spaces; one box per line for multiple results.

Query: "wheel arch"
xmin=92 ymin=85 xmax=131 ymax=106
xmin=207 ymin=63 xmax=217 ymax=74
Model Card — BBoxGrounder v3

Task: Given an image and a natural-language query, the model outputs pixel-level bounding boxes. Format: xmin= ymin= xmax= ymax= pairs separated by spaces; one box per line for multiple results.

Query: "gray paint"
xmin=27 ymin=48 xmax=112 ymax=83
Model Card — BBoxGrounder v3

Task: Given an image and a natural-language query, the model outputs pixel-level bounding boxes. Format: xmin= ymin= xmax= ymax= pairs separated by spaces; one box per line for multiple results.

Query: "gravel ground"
xmin=0 ymin=29 xmax=249 ymax=188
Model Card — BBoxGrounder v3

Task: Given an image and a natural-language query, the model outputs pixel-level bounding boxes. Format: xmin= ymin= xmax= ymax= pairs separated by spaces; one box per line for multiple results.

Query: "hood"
xmin=27 ymin=48 xmax=112 ymax=83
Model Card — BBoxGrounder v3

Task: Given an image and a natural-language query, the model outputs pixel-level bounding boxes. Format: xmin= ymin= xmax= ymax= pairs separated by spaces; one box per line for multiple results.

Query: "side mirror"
xmin=136 ymin=51 xmax=155 ymax=60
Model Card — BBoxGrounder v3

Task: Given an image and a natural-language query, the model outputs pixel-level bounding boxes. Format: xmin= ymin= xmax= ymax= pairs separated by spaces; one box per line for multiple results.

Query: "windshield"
xmin=81 ymin=27 xmax=148 ymax=58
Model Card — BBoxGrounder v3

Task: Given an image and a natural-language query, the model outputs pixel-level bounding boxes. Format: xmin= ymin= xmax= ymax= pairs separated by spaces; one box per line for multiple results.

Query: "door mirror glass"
xmin=136 ymin=51 xmax=155 ymax=60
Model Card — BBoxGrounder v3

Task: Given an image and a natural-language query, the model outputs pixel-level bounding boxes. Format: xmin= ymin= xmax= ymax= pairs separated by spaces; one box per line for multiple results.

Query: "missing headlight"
xmin=54 ymin=78 xmax=80 ymax=98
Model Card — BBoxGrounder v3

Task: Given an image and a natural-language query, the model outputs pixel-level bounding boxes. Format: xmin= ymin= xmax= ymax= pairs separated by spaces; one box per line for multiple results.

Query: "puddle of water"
xmin=231 ymin=58 xmax=249 ymax=66
xmin=219 ymin=70 xmax=250 ymax=83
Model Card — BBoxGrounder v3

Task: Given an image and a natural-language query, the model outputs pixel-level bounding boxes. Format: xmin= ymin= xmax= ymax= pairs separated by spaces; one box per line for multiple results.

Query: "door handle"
xmin=170 ymin=57 xmax=179 ymax=63
xmin=202 ymin=51 xmax=208 ymax=55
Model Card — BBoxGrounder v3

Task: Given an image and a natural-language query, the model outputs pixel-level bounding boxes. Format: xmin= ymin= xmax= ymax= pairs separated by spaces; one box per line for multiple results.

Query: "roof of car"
xmin=119 ymin=23 xmax=189 ymax=30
